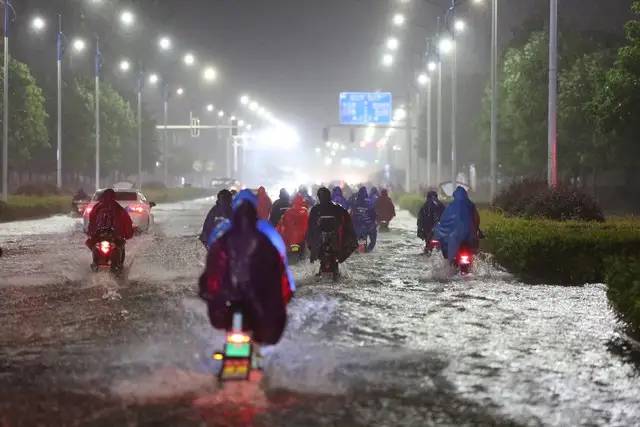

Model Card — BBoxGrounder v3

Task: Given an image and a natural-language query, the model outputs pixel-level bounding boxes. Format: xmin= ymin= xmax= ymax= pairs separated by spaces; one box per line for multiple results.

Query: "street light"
xmin=203 ymin=66 xmax=217 ymax=82
xmin=417 ymin=73 xmax=429 ymax=86
xmin=386 ymin=37 xmax=399 ymax=51
xmin=72 ymin=38 xmax=86 ymax=53
xmin=382 ymin=53 xmax=394 ymax=67
xmin=119 ymin=59 xmax=130 ymax=72
xmin=158 ymin=36 xmax=172 ymax=51
xmin=218 ymin=110 xmax=225 ymax=118
xmin=438 ymin=37 xmax=454 ymax=54
xmin=148 ymin=73 xmax=159 ymax=85
xmin=120 ymin=10 xmax=135 ymax=26
xmin=206 ymin=104 xmax=214 ymax=112
xmin=454 ymin=19 xmax=466 ymax=33
xmin=240 ymin=95 xmax=250 ymax=105
xmin=176 ymin=87 xmax=184 ymax=96
xmin=249 ymin=101 xmax=259 ymax=111
xmin=31 ymin=16 xmax=46 ymax=32
xmin=428 ymin=60 xmax=437 ymax=72
xmin=392 ymin=13 xmax=406 ymax=27
xmin=183 ymin=53 xmax=195 ymax=66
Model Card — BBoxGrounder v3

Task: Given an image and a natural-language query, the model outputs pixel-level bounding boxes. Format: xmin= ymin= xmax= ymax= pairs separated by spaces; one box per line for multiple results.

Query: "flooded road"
xmin=1 ymin=198 xmax=639 ymax=426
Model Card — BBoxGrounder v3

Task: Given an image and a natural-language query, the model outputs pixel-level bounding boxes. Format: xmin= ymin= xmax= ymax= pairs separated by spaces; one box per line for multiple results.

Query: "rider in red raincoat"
xmin=256 ymin=186 xmax=272 ymax=220
xmin=277 ymin=194 xmax=309 ymax=248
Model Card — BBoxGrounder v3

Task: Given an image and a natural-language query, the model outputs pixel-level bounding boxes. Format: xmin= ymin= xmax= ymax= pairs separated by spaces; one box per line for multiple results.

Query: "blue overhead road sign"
xmin=339 ymin=92 xmax=392 ymax=125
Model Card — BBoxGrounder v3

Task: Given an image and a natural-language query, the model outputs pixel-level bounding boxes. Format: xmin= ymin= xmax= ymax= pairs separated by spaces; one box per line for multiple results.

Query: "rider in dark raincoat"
xmin=331 ymin=186 xmax=350 ymax=211
xmin=351 ymin=187 xmax=378 ymax=252
xmin=199 ymin=189 xmax=233 ymax=246
xmin=374 ymin=188 xmax=396 ymax=225
xmin=433 ymin=186 xmax=480 ymax=261
xmin=269 ymin=188 xmax=291 ymax=226
xmin=417 ymin=191 xmax=445 ymax=242
xmin=199 ymin=190 xmax=293 ymax=345
xmin=307 ymin=187 xmax=358 ymax=264
xmin=256 ymin=186 xmax=272 ymax=220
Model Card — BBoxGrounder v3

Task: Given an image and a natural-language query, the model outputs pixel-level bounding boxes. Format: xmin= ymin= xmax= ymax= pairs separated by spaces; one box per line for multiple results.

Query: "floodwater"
xmin=1 ymin=199 xmax=638 ymax=426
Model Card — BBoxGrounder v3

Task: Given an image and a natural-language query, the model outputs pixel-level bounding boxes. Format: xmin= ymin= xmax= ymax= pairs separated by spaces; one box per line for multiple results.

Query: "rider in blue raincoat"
xmin=207 ymin=189 xmax=296 ymax=294
xmin=369 ymin=187 xmax=380 ymax=207
xmin=434 ymin=186 xmax=480 ymax=261
xmin=331 ymin=186 xmax=350 ymax=211
xmin=351 ymin=187 xmax=377 ymax=252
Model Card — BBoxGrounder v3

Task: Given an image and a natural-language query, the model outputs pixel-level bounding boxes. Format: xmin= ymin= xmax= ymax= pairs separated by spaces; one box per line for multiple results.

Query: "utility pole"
xmin=436 ymin=61 xmax=443 ymax=187
xmin=95 ymin=37 xmax=101 ymax=190
xmin=490 ymin=0 xmax=499 ymax=200
xmin=56 ymin=15 xmax=63 ymax=189
xmin=2 ymin=0 xmax=10 ymax=201
xmin=547 ymin=0 xmax=558 ymax=187
xmin=162 ymin=85 xmax=169 ymax=186
xmin=426 ymin=76 xmax=433 ymax=188
xmin=405 ymin=93 xmax=413 ymax=193
xmin=137 ymin=68 xmax=143 ymax=189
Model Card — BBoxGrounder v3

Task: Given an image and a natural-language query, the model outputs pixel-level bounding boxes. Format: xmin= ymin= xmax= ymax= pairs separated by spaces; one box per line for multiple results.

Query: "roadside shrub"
xmin=493 ymin=180 xmax=547 ymax=216
xmin=143 ymin=181 xmax=167 ymax=190
xmin=0 ymin=195 xmax=69 ymax=222
xmin=14 ymin=183 xmax=61 ymax=196
xmin=605 ymin=257 xmax=640 ymax=334
xmin=482 ymin=212 xmax=640 ymax=285
xmin=398 ymin=194 xmax=424 ymax=217
xmin=493 ymin=180 xmax=604 ymax=222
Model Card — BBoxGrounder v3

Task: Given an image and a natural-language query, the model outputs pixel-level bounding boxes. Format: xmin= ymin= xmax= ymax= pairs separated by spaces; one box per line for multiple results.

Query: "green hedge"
xmin=0 ymin=188 xmax=214 ymax=223
xmin=398 ymin=194 xmax=424 ymax=217
xmin=0 ymin=195 xmax=70 ymax=222
xmin=605 ymin=257 xmax=640 ymax=333
xmin=482 ymin=212 xmax=640 ymax=285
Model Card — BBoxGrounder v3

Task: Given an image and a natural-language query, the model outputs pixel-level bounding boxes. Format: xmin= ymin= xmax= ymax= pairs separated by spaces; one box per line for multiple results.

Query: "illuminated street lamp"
xmin=72 ymin=38 xmax=86 ymax=53
xmin=392 ymin=13 xmax=405 ymax=27
xmin=158 ymin=36 xmax=172 ymax=51
xmin=206 ymin=104 xmax=214 ymax=112
xmin=438 ymin=37 xmax=454 ymax=55
xmin=31 ymin=16 xmax=46 ymax=32
xmin=240 ymin=95 xmax=250 ymax=105
xmin=203 ymin=66 xmax=217 ymax=82
xmin=119 ymin=59 xmax=131 ymax=72
xmin=386 ymin=37 xmax=399 ymax=51
xmin=417 ymin=73 xmax=429 ymax=86
xmin=148 ymin=73 xmax=159 ymax=85
xmin=428 ymin=61 xmax=437 ymax=72
xmin=176 ymin=87 xmax=184 ymax=96
xmin=218 ymin=110 xmax=225 ymax=118
xmin=120 ymin=10 xmax=135 ymax=26
xmin=382 ymin=53 xmax=394 ymax=67
xmin=454 ymin=19 xmax=466 ymax=33
xmin=249 ymin=101 xmax=259 ymax=111
xmin=183 ymin=53 xmax=195 ymax=66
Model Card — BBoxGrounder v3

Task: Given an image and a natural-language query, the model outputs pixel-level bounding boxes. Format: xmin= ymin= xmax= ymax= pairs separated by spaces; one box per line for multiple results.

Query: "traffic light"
xmin=323 ymin=127 xmax=330 ymax=143
xmin=231 ymin=119 xmax=239 ymax=137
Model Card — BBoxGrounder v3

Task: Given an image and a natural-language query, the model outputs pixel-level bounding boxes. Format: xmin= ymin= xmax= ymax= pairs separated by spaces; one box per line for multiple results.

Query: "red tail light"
xmin=98 ymin=241 xmax=112 ymax=255
xmin=459 ymin=253 xmax=472 ymax=265
xmin=127 ymin=204 xmax=146 ymax=214
xmin=84 ymin=203 xmax=96 ymax=216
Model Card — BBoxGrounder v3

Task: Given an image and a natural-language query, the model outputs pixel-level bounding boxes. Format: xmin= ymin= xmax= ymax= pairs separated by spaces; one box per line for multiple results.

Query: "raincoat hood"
xmin=380 ymin=189 xmax=390 ymax=198
xmin=357 ymin=187 xmax=368 ymax=202
xmin=453 ymin=186 xmax=469 ymax=201
xmin=291 ymin=194 xmax=305 ymax=209
xmin=370 ymin=187 xmax=379 ymax=198
xmin=279 ymin=188 xmax=290 ymax=200
xmin=258 ymin=186 xmax=267 ymax=197
xmin=332 ymin=187 xmax=344 ymax=198
xmin=427 ymin=191 xmax=439 ymax=202
xmin=232 ymin=189 xmax=258 ymax=211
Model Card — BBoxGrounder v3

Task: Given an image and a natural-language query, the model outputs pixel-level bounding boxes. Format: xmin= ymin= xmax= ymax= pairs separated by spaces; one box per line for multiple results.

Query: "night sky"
xmin=11 ymin=0 xmax=636 ymax=161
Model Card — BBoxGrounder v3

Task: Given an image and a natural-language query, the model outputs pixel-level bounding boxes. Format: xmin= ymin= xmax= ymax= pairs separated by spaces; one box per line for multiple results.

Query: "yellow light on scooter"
xmin=228 ymin=333 xmax=251 ymax=344
xmin=212 ymin=352 xmax=224 ymax=360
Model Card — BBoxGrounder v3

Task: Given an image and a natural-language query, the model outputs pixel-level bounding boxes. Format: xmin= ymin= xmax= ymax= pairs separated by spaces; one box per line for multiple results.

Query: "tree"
xmin=0 ymin=57 xmax=49 ymax=170
xmin=595 ymin=0 xmax=640 ymax=185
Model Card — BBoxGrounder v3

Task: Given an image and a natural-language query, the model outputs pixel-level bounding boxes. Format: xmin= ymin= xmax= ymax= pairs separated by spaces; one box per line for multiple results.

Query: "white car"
xmin=83 ymin=189 xmax=155 ymax=233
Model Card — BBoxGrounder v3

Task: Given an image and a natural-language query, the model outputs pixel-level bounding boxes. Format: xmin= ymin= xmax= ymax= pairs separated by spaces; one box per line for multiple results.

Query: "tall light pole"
xmin=56 ymin=15 xmax=63 ymax=189
xmin=162 ymin=83 xmax=169 ymax=186
xmin=137 ymin=69 xmax=143 ymax=189
xmin=95 ymin=37 xmax=101 ymax=190
xmin=450 ymin=36 xmax=458 ymax=187
xmin=426 ymin=76 xmax=433 ymax=188
xmin=436 ymin=60 xmax=443 ymax=187
xmin=2 ymin=0 xmax=10 ymax=201
xmin=490 ymin=0 xmax=499 ymax=199
xmin=548 ymin=0 xmax=558 ymax=188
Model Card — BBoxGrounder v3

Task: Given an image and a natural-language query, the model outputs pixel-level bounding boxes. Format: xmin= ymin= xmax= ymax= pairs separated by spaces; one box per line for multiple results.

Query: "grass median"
xmin=0 ymin=187 xmax=215 ymax=223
